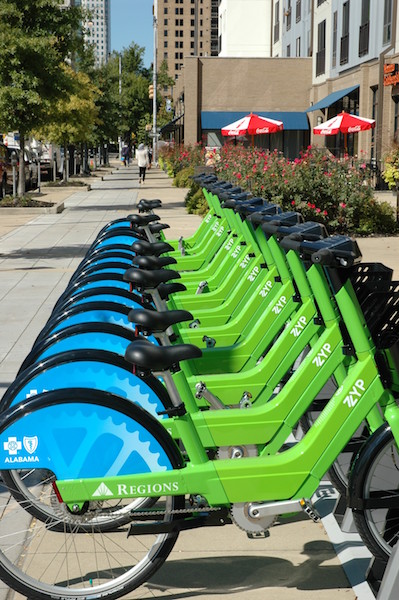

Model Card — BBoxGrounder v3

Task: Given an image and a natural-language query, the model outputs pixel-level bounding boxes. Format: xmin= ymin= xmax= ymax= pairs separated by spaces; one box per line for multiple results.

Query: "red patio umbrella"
xmin=313 ymin=111 xmax=375 ymax=152
xmin=221 ymin=112 xmax=284 ymax=137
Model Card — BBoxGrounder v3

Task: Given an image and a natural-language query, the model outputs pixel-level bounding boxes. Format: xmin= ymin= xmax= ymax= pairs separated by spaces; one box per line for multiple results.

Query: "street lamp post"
xmin=118 ymin=53 xmax=122 ymax=160
xmin=152 ymin=1 xmax=158 ymax=165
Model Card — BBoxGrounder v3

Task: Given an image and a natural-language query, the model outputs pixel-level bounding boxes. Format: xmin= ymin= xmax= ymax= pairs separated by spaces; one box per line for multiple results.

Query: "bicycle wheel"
xmin=350 ymin=424 xmax=399 ymax=562
xmin=0 ymin=374 xmax=173 ymax=532
xmin=0 ymin=468 xmax=155 ymax=532
xmin=0 ymin=390 xmax=185 ymax=599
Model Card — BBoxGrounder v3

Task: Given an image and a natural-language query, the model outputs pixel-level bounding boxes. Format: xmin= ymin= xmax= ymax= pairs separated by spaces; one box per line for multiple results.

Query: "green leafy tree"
xmin=36 ymin=65 xmax=100 ymax=180
xmin=0 ymin=0 xmax=82 ymax=194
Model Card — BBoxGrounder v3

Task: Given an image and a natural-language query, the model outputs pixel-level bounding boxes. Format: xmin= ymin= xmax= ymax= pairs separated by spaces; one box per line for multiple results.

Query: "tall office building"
xmin=81 ymin=0 xmax=111 ymax=67
xmin=157 ymin=0 xmax=218 ymax=88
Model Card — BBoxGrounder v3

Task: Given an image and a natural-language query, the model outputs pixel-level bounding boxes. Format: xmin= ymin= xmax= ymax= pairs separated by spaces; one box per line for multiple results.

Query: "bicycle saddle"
xmin=128 ymin=308 xmax=194 ymax=333
xmin=125 ymin=338 xmax=202 ymax=372
xmin=128 ymin=214 xmax=160 ymax=226
xmin=132 ymin=255 xmax=177 ymax=269
xmin=158 ymin=282 xmax=187 ymax=300
xmin=124 ymin=267 xmax=180 ymax=289
xmin=132 ymin=222 xmax=170 ymax=236
xmin=137 ymin=199 xmax=162 ymax=213
xmin=132 ymin=240 xmax=174 ymax=256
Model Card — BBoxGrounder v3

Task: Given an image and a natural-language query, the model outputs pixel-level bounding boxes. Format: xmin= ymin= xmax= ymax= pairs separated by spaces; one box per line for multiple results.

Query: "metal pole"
xmin=37 ymin=157 xmax=41 ymax=193
xmin=12 ymin=166 xmax=16 ymax=198
xmin=153 ymin=1 xmax=158 ymax=165
xmin=118 ymin=53 xmax=122 ymax=160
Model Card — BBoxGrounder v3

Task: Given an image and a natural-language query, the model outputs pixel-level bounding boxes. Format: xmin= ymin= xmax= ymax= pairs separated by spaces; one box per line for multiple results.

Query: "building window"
xmin=340 ymin=1 xmax=350 ymax=65
xmin=359 ymin=0 xmax=370 ymax=56
xmin=296 ymin=0 xmax=301 ymax=22
xmin=164 ymin=52 xmax=168 ymax=58
xmin=316 ymin=19 xmax=326 ymax=76
xmin=296 ymin=36 xmax=301 ymax=56
xmin=164 ymin=18 xmax=168 ymax=25
xmin=164 ymin=7 xmax=168 ymax=13
xmin=285 ymin=0 xmax=291 ymax=30
xmin=332 ymin=10 xmax=337 ymax=67
xmin=286 ymin=44 xmax=291 ymax=56
xmin=164 ymin=40 xmax=168 ymax=47
xmin=274 ymin=1 xmax=280 ymax=43
xmin=191 ymin=19 xmax=194 ymax=26
xmin=383 ymin=0 xmax=393 ymax=44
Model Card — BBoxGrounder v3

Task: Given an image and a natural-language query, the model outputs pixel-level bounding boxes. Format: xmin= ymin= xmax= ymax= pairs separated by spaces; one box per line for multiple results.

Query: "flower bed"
xmin=159 ymin=144 xmax=397 ymax=235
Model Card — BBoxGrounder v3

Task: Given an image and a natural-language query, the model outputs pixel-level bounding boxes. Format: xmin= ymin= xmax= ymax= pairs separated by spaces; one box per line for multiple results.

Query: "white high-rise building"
xmin=218 ymin=0 xmax=273 ymax=57
xmin=80 ymin=0 xmax=111 ymax=67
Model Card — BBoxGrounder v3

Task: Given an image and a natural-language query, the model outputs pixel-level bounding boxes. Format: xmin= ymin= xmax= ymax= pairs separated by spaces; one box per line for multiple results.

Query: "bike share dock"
xmin=0 ymin=160 xmax=397 ymax=600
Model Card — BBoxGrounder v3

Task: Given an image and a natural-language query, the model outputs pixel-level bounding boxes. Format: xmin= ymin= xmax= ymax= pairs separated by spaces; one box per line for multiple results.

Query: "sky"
xmin=110 ymin=0 xmax=154 ymax=67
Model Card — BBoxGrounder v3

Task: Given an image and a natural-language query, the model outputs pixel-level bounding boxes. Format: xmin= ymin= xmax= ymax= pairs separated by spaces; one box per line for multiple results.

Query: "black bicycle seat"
xmin=132 ymin=255 xmax=177 ymax=270
xmin=132 ymin=222 xmax=170 ymax=237
xmin=128 ymin=214 xmax=160 ymax=226
xmin=128 ymin=308 xmax=194 ymax=333
xmin=124 ymin=267 xmax=180 ymax=289
xmin=125 ymin=339 xmax=202 ymax=372
xmin=132 ymin=240 xmax=174 ymax=256
xmin=136 ymin=199 xmax=162 ymax=213
xmin=158 ymin=282 xmax=187 ymax=300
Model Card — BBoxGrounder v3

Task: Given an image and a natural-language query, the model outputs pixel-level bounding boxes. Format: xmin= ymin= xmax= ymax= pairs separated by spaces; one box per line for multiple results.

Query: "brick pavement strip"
xmin=0 ymin=161 xmax=366 ymax=600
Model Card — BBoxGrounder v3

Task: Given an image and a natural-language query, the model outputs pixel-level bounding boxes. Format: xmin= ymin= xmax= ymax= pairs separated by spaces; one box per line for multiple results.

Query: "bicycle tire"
xmin=350 ymin=423 xmax=399 ymax=562
xmin=0 ymin=367 xmax=172 ymax=532
xmin=0 ymin=389 xmax=185 ymax=600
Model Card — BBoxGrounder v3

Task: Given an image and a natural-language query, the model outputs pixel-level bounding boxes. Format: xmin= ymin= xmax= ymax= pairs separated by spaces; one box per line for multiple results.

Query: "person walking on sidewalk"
xmin=136 ymin=143 xmax=149 ymax=184
xmin=122 ymin=144 xmax=130 ymax=166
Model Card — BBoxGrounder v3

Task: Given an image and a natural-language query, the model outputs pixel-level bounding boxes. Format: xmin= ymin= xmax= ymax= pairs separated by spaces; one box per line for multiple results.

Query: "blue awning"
xmin=201 ymin=111 xmax=309 ymax=131
xmin=306 ymin=85 xmax=359 ymax=112
xmin=160 ymin=113 xmax=184 ymax=133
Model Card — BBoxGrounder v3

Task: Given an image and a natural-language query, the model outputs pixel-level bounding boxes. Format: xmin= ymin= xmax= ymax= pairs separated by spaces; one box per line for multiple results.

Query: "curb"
xmin=0 ymin=198 xmax=65 ymax=215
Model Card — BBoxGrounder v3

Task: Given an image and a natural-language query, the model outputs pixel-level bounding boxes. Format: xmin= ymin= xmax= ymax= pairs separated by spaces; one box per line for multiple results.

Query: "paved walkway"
xmin=0 ymin=160 xmax=391 ymax=599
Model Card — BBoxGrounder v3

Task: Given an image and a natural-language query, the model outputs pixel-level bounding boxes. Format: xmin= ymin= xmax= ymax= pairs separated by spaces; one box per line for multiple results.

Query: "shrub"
xmin=160 ymin=142 xmax=398 ymax=234
xmin=174 ymin=165 xmax=195 ymax=188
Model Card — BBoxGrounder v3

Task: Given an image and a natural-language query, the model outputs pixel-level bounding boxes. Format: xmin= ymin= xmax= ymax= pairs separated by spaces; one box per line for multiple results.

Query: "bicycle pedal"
xmin=247 ymin=531 xmax=269 ymax=539
xmin=300 ymin=499 xmax=321 ymax=522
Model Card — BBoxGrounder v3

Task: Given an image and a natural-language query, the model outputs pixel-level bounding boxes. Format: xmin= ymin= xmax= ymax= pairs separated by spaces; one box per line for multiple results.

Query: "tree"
xmin=36 ymin=65 xmax=100 ymax=180
xmin=0 ymin=0 xmax=82 ymax=194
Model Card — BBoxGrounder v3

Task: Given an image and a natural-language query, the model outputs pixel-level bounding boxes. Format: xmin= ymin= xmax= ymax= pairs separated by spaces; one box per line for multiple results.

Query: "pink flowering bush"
xmin=160 ymin=143 xmax=397 ymax=234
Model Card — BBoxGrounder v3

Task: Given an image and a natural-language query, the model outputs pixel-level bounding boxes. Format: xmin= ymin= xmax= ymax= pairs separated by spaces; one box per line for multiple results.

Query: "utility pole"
xmin=153 ymin=1 xmax=158 ymax=165
xmin=118 ymin=53 xmax=122 ymax=160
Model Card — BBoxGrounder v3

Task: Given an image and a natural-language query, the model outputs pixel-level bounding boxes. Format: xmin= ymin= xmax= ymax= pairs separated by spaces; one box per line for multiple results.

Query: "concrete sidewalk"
xmin=0 ymin=161 xmax=382 ymax=600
